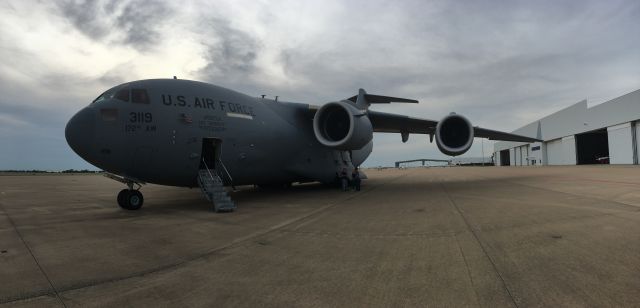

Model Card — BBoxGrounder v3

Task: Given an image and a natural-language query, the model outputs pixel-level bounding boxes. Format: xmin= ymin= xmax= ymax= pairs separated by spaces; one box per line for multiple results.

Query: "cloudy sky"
xmin=1 ymin=0 xmax=639 ymax=170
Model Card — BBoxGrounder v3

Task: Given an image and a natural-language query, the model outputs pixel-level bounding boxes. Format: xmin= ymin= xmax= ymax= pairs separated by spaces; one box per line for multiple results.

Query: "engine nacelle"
xmin=435 ymin=113 xmax=474 ymax=156
xmin=313 ymin=101 xmax=373 ymax=150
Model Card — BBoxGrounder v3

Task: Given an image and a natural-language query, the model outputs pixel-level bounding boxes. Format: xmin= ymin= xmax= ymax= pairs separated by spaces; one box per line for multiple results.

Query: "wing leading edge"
xmin=368 ymin=110 xmax=541 ymax=143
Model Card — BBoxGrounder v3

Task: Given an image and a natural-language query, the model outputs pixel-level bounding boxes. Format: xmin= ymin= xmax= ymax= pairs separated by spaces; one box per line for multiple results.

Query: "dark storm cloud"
xmin=55 ymin=0 xmax=170 ymax=51
xmin=0 ymin=72 xmax=96 ymax=133
xmin=2 ymin=0 xmax=640 ymax=169
xmin=0 ymin=72 xmax=101 ymax=170
xmin=358 ymin=1 xmax=640 ymax=123
xmin=196 ymin=17 xmax=261 ymax=89
xmin=56 ymin=0 xmax=112 ymax=39
xmin=277 ymin=48 xmax=421 ymax=102
xmin=114 ymin=0 xmax=170 ymax=48
xmin=267 ymin=0 xmax=640 ymax=165
xmin=190 ymin=0 xmax=640 ymax=111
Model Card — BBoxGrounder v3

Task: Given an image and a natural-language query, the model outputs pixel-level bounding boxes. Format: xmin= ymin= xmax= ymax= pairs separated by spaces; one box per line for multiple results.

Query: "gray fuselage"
xmin=65 ymin=79 xmax=372 ymax=187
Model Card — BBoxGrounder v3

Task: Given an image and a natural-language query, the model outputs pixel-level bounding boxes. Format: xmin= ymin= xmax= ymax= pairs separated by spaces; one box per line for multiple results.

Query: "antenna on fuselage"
xmin=173 ymin=76 xmax=177 ymax=79
xmin=275 ymin=96 xmax=279 ymax=102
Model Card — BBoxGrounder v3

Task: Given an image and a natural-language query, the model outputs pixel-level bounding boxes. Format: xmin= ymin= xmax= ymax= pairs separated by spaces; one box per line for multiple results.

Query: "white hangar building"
xmin=493 ymin=89 xmax=640 ymax=166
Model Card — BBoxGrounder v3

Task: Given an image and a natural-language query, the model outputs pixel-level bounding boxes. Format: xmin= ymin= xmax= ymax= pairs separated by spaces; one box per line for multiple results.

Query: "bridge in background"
xmin=394 ymin=159 xmax=450 ymax=168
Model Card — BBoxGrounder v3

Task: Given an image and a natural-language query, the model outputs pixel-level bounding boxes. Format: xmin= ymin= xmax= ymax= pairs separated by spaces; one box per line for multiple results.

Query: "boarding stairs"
xmin=198 ymin=159 xmax=236 ymax=212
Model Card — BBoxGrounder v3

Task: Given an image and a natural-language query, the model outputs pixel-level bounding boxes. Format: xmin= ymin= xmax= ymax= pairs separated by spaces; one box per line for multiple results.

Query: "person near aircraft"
xmin=352 ymin=168 xmax=361 ymax=191
xmin=339 ymin=168 xmax=349 ymax=191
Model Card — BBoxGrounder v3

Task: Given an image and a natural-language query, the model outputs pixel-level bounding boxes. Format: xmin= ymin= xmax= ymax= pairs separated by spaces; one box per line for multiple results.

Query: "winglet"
xmin=354 ymin=88 xmax=368 ymax=109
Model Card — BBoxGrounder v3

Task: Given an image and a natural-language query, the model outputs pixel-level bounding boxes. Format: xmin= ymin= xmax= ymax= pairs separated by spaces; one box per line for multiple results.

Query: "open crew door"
xmin=198 ymin=138 xmax=235 ymax=212
xmin=200 ymin=138 xmax=219 ymax=170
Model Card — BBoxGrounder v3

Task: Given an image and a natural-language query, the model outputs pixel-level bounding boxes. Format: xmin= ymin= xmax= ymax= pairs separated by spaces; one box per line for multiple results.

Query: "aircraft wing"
xmin=368 ymin=111 xmax=437 ymax=134
xmin=473 ymin=127 xmax=541 ymax=142
xmin=368 ymin=110 xmax=541 ymax=143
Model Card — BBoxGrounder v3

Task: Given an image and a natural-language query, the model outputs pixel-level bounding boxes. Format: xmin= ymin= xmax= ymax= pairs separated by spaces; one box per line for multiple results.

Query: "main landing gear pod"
xmin=105 ymin=173 xmax=145 ymax=210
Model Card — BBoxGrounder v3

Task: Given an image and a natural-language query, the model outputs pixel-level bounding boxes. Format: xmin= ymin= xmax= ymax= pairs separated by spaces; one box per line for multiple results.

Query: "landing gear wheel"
xmin=127 ymin=190 xmax=144 ymax=210
xmin=117 ymin=189 xmax=144 ymax=210
xmin=117 ymin=189 xmax=129 ymax=209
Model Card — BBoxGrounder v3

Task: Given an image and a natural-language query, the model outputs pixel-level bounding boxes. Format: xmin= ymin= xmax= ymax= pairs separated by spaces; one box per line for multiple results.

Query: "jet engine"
xmin=313 ymin=101 xmax=373 ymax=150
xmin=435 ymin=113 xmax=474 ymax=156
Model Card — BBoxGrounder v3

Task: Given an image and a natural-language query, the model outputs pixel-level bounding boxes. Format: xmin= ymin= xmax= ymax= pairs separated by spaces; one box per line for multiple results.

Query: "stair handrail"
xmin=215 ymin=158 xmax=233 ymax=186
xmin=201 ymin=158 xmax=216 ymax=182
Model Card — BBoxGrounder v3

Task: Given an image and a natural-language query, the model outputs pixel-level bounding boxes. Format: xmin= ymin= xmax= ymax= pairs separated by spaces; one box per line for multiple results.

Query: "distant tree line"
xmin=0 ymin=169 xmax=103 ymax=173
xmin=61 ymin=169 xmax=103 ymax=173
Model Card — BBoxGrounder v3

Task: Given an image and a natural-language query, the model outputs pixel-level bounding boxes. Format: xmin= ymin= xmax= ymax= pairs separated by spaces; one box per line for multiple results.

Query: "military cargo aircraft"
xmin=65 ymin=79 xmax=539 ymax=211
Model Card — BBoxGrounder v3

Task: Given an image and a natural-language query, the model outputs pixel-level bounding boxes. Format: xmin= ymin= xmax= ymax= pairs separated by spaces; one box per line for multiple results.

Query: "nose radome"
xmin=65 ymin=107 xmax=96 ymax=160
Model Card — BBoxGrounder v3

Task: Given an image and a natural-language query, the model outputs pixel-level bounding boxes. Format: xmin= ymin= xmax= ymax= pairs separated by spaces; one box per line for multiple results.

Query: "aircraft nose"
xmin=65 ymin=107 xmax=96 ymax=159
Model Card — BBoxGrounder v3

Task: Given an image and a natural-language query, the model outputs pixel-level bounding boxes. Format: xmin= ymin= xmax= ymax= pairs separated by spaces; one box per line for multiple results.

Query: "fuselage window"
xmin=115 ymin=88 xmax=130 ymax=102
xmin=131 ymin=89 xmax=150 ymax=104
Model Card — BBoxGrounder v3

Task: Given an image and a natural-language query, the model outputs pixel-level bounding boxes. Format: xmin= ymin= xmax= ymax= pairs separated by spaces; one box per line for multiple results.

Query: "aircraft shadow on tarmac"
xmin=127 ymin=172 xmax=548 ymax=214
xmin=124 ymin=181 xmax=343 ymax=214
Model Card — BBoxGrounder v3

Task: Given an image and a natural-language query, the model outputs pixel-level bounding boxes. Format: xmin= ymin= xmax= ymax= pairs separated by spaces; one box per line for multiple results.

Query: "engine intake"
xmin=313 ymin=101 xmax=373 ymax=150
xmin=435 ymin=113 xmax=474 ymax=156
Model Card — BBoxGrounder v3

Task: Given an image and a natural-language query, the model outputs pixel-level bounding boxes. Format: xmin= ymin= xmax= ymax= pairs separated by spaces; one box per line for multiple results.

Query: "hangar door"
xmin=500 ymin=149 xmax=510 ymax=166
xmin=607 ymin=123 xmax=634 ymax=164
xmin=545 ymin=139 xmax=563 ymax=165
xmin=519 ymin=145 xmax=529 ymax=165
xmin=576 ymin=129 xmax=609 ymax=164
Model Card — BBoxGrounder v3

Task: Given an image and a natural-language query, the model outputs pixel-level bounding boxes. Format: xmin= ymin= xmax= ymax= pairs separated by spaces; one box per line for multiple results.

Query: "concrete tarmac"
xmin=1 ymin=166 xmax=640 ymax=307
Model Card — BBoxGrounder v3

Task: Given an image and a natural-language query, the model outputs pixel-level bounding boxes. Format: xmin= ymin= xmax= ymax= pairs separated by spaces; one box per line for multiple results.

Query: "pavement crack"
xmin=454 ymin=234 xmax=481 ymax=307
xmin=276 ymin=229 xmax=460 ymax=239
xmin=0 ymin=202 xmax=68 ymax=308
xmin=441 ymin=183 xmax=520 ymax=308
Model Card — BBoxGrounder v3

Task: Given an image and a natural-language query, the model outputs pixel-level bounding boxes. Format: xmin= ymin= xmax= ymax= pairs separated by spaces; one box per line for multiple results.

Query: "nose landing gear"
xmin=105 ymin=173 xmax=145 ymax=210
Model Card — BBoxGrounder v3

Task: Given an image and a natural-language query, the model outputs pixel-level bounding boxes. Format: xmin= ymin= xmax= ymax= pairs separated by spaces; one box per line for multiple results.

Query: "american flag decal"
xmin=181 ymin=113 xmax=192 ymax=123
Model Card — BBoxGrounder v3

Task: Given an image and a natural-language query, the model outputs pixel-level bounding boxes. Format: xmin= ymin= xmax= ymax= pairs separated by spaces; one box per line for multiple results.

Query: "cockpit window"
xmin=91 ymin=84 xmax=147 ymax=104
xmin=131 ymin=89 xmax=150 ymax=104
xmin=92 ymin=88 xmax=116 ymax=103
xmin=115 ymin=88 xmax=130 ymax=102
